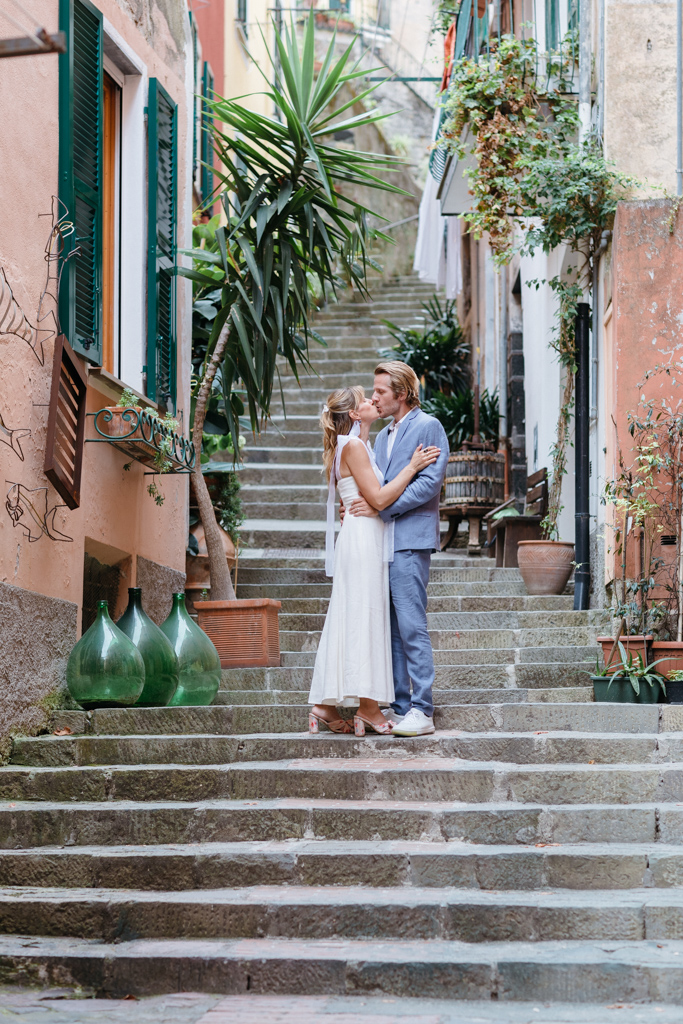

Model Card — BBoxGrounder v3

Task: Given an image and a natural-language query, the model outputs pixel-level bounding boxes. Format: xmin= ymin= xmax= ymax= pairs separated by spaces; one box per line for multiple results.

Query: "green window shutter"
xmin=58 ymin=0 xmax=103 ymax=364
xmin=189 ymin=12 xmax=198 ymax=183
xmin=147 ymin=78 xmax=177 ymax=409
xmin=545 ymin=0 xmax=560 ymax=50
xmin=201 ymin=62 xmax=214 ymax=206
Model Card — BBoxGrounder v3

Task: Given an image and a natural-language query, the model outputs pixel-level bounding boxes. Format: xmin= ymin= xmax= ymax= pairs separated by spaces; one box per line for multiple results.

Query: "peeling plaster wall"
xmin=604 ymin=0 xmax=677 ymax=191
xmin=0 ymin=0 xmax=193 ymax=737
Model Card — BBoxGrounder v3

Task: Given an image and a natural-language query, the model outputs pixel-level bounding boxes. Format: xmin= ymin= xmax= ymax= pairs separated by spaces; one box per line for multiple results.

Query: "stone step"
xmin=2 ymin=840 xmax=680 ymax=891
xmin=214 ymin=687 xmax=592 ymax=705
xmin=281 ymin=646 xmax=597 ymax=669
xmin=0 ymin=797 xmax=677 ymax=848
xmin=241 ymin=501 xmax=329 ymax=521
xmin=243 ymin=447 xmax=322 ymax=465
xmin=3 ymin=758 xmax=683 ymax=804
xmin=11 ymin=731 xmax=683 ymax=770
xmin=239 ymin=464 xmax=326 ymax=486
xmin=237 ymin=564 xmax=523 ymax=582
xmin=0 ymin=933 xmax=682 ymax=1000
xmin=3 ymin=884 xmax=683 ymax=943
xmin=278 ymin=611 xmax=597 ymax=632
xmin=237 ymin=569 xmax=523 ymax=588
xmin=235 ymin=587 xmax=575 ymax=612
xmin=278 ymin=627 xmax=599 ymax=652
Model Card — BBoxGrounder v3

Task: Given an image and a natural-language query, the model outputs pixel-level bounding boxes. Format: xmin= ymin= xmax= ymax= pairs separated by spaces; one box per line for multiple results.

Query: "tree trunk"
xmin=192 ymin=309 xmax=237 ymax=603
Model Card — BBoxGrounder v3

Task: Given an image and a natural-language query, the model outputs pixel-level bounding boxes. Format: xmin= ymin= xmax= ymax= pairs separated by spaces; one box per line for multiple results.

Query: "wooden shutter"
xmin=147 ymin=79 xmax=177 ymax=408
xmin=44 ymin=334 xmax=88 ymax=509
xmin=201 ymin=62 xmax=214 ymax=205
xmin=58 ymin=0 xmax=103 ymax=364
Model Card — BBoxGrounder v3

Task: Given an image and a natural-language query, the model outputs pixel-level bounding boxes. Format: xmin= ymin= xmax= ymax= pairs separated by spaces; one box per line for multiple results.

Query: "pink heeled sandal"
xmin=353 ymin=714 xmax=393 ymax=736
xmin=309 ymin=711 xmax=352 ymax=734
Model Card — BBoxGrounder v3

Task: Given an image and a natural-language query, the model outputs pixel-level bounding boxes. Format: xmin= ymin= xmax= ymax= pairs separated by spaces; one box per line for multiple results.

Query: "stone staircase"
xmin=1 ymin=276 xmax=683 ymax=1008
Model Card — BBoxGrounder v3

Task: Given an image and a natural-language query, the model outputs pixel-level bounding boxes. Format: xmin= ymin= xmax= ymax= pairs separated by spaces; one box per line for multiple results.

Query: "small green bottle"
xmin=116 ymin=588 xmax=179 ymax=707
xmin=67 ymin=600 xmax=145 ymax=710
xmin=160 ymin=592 xmax=221 ymax=706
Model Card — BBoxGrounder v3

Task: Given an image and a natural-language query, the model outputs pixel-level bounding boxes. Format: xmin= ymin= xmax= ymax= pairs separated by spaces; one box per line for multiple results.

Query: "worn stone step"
xmin=47 ymin=700 xmax=655 ymax=739
xmin=280 ymin=646 xmax=598 ymax=669
xmin=235 ymin=589 xmax=576 ymax=614
xmin=4 ymin=885 xmax=683 ymax=943
xmin=3 ymin=840 xmax=682 ymax=891
xmin=214 ymin=687 xmax=592 ymax=705
xmin=3 ymin=758 xmax=683 ymax=804
xmin=278 ymin=627 xmax=598 ymax=653
xmin=243 ymin=447 xmax=322 ymax=465
xmin=1 ymin=933 xmax=683 ymax=1000
xmin=0 ymin=797 xmax=677 ymax=848
xmin=240 ymin=464 xmax=326 ymax=486
xmin=236 ymin=565 xmax=523 ymax=584
xmin=242 ymin=501 xmax=329 ymax=521
xmin=11 ymin=731 xmax=683 ymax=770
xmin=278 ymin=611 xmax=596 ymax=632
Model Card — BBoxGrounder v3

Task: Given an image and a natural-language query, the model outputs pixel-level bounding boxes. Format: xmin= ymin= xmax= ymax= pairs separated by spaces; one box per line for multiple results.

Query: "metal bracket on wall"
xmin=86 ymin=407 xmax=196 ymax=474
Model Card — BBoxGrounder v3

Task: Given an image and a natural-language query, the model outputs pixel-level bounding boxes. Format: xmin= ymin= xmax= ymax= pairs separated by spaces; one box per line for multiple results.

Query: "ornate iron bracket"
xmin=86 ymin=407 xmax=195 ymax=473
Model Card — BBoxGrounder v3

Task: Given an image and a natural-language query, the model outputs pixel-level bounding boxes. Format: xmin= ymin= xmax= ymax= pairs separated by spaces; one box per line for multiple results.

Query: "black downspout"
xmin=574 ymin=302 xmax=591 ymax=610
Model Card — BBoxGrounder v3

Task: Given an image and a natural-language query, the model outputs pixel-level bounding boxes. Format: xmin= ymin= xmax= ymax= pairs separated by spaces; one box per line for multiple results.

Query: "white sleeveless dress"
xmin=308 ymin=436 xmax=394 ymax=707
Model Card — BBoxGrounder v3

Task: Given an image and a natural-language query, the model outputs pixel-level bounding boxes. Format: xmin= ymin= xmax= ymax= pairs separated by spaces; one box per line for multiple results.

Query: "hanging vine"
xmin=439 ymin=33 xmax=639 ymax=537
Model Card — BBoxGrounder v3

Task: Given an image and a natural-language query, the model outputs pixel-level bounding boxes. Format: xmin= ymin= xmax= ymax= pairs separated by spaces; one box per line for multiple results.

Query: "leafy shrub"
xmin=423 ymin=389 xmax=499 ymax=451
xmin=380 ymin=296 xmax=469 ymax=398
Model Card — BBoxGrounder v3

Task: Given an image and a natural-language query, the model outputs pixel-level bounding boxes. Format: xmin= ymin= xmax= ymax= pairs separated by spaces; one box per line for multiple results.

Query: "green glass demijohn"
xmin=160 ymin=592 xmax=221 ymax=706
xmin=66 ymin=600 xmax=145 ymax=711
xmin=116 ymin=588 xmax=179 ymax=707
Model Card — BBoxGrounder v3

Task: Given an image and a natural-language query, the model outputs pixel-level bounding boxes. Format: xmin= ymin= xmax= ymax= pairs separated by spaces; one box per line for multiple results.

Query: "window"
xmin=236 ymin=0 xmax=247 ymax=27
xmin=59 ymin=0 xmax=103 ymax=364
xmin=201 ymin=62 xmax=214 ymax=207
xmin=147 ymin=79 xmax=177 ymax=409
xmin=545 ymin=0 xmax=560 ymax=51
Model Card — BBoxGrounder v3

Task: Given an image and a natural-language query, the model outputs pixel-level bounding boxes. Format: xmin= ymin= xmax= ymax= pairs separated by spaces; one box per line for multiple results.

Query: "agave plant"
xmin=605 ymin=642 xmax=667 ymax=698
xmin=380 ymin=296 xmax=469 ymax=398
xmin=423 ymin=389 xmax=499 ymax=451
xmin=181 ymin=14 xmax=407 ymax=600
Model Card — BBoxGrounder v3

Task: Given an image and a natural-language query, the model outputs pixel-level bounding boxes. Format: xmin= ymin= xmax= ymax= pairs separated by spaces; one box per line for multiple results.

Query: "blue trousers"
xmin=388 ymin=549 xmax=434 ymax=717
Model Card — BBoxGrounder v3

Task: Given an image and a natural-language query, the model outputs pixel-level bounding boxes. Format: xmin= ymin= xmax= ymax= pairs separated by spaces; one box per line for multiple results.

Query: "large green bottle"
xmin=116 ymin=588 xmax=179 ymax=707
xmin=67 ymin=600 xmax=145 ymax=710
xmin=160 ymin=592 xmax=221 ymax=706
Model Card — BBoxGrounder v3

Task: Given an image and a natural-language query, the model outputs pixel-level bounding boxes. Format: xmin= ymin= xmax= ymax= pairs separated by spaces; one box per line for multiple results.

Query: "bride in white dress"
xmin=308 ymin=386 xmax=441 ymax=736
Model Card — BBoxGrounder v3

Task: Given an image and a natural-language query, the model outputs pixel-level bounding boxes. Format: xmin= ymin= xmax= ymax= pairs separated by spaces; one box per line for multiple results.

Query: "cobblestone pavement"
xmin=1 ymin=990 xmax=682 ymax=1023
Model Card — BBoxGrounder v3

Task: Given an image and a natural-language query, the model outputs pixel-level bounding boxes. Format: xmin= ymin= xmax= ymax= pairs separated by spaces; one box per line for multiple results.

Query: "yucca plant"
xmin=181 ymin=14 xmax=407 ymax=601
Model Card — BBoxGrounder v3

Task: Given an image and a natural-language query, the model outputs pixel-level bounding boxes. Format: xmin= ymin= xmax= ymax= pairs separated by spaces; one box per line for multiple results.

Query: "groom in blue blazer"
xmin=348 ymin=361 xmax=449 ymax=736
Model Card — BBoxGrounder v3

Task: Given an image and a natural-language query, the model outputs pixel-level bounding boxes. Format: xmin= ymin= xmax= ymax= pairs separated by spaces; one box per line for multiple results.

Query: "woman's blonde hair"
xmin=374 ymin=360 xmax=421 ymax=408
xmin=321 ymin=385 xmax=365 ymax=481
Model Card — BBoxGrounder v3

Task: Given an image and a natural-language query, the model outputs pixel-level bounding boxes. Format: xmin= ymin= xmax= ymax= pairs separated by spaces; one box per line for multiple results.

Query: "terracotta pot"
xmin=650 ymin=641 xmax=683 ymax=678
xmin=194 ymin=598 xmax=281 ymax=668
xmin=186 ymin=522 xmax=236 ymax=586
xmin=597 ymin=635 xmax=653 ymax=676
xmin=103 ymin=405 xmax=156 ymax=459
xmin=517 ymin=540 xmax=575 ymax=595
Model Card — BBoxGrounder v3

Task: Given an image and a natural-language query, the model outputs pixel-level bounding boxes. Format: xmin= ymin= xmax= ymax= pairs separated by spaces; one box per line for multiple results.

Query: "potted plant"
xmin=600 ymin=387 xmax=673 ymax=674
xmin=181 ymin=13 xmax=406 ymax=666
xmin=665 ymin=669 xmax=683 ymax=705
xmin=592 ymin=642 xmax=666 ymax=704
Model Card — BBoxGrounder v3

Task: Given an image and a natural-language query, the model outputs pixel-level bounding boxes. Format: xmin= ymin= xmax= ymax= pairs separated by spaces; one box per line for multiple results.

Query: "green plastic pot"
xmin=592 ymin=675 xmax=665 ymax=704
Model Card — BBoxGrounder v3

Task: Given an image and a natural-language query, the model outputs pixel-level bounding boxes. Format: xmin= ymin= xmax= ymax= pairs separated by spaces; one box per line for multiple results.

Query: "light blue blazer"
xmin=374 ymin=407 xmax=450 ymax=552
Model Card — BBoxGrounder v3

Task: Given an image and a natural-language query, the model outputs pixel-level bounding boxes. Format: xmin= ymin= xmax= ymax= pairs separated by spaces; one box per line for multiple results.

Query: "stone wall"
xmin=136 ymin=555 xmax=186 ymax=625
xmin=0 ymin=582 xmax=78 ymax=761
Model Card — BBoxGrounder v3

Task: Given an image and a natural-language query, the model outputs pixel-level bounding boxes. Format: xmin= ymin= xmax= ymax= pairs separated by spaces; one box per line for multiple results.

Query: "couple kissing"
xmin=308 ymin=360 xmax=450 ymax=737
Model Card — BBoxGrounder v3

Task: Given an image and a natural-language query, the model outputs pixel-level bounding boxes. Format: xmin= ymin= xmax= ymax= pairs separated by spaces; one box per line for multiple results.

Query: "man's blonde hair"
xmin=374 ymin=361 xmax=421 ymax=408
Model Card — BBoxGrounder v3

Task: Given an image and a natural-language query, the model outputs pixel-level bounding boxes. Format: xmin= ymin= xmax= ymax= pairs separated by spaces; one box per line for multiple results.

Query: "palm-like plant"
xmin=182 ymin=14 xmax=408 ymax=601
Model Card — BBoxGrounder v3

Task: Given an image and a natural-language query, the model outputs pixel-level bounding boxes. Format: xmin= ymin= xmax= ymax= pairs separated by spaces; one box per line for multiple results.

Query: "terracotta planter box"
xmin=650 ymin=641 xmax=683 ymax=678
xmin=195 ymin=598 xmax=281 ymax=668
xmin=597 ymin=635 xmax=652 ymax=676
xmin=517 ymin=540 xmax=574 ymax=595
xmin=592 ymin=675 xmax=664 ymax=704
xmin=103 ymin=405 xmax=157 ymax=460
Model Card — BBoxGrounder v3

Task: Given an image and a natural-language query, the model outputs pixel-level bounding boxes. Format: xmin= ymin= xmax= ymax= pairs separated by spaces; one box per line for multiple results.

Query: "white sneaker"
xmin=382 ymin=708 xmax=406 ymax=725
xmin=390 ymin=708 xmax=435 ymax=736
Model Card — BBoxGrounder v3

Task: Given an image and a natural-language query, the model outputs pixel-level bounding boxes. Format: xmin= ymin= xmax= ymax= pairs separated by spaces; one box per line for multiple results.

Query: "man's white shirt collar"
xmin=387 ymin=410 xmax=410 ymax=456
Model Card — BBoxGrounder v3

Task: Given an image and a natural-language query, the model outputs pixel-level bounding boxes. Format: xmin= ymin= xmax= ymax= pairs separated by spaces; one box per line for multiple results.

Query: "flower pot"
xmin=185 ymin=523 xmax=237 ymax=616
xmin=597 ymin=635 xmax=653 ymax=675
xmin=592 ymin=674 xmax=664 ymax=704
xmin=651 ymin=641 xmax=683 ymax=678
xmin=517 ymin=540 xmax=574 ymax=595
xmin=194 ymin=598 xmax=282 ymax=668
xmin=666 ymin=679 xmax=683 ymax=704
xmin=102 ymin=405 xmax=156 ymax=459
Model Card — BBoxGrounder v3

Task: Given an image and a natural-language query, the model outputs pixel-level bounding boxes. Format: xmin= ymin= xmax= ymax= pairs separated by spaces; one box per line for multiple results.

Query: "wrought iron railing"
xmin=87 ymin=406 xmax=195 ymax=473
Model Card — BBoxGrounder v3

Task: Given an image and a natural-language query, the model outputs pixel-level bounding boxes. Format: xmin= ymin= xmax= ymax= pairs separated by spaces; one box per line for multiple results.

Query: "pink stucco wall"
xmin=0 ymin=0 xmax=191 ymax=630
xmin=606 ymin=199 xmax=683 ymax=584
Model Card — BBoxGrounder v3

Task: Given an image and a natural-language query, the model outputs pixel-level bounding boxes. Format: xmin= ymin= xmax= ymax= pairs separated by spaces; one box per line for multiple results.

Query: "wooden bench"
xmin=485 ymin=468 xmax=548 ymax=568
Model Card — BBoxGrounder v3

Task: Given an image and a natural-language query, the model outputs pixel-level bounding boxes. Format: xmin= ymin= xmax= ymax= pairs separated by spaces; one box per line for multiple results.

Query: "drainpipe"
xmin=678 ymin=0 xmax=683 ymax=195
xmin=579 ymin=0 xmax=591 ymax=141
xmin=574 ymin=303 xmax=591 ymax=610
xmin=591 ymin=231 xmax=610 ymax=419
